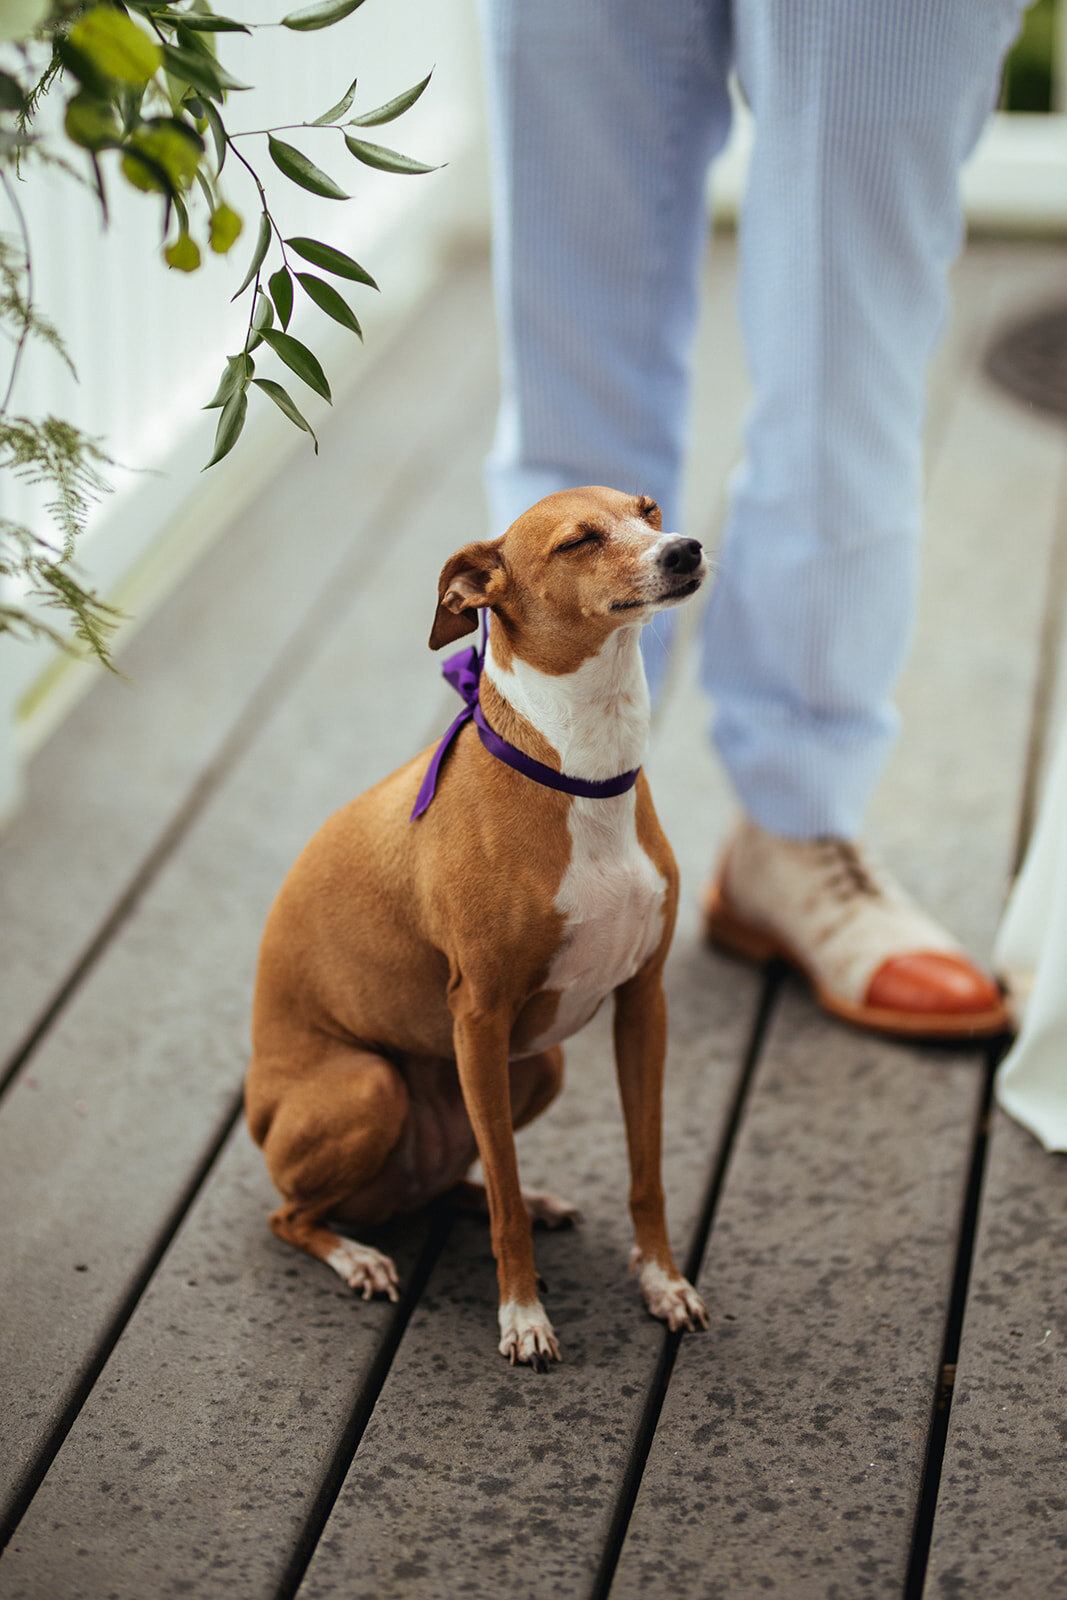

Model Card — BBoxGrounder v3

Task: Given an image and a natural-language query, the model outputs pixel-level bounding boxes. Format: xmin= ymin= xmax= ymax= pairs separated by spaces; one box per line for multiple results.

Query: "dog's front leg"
xmin=613 ymin=966 xmax=709 ymax=1333
xmin=451 ymin=1006 xmax=560 ymax=1370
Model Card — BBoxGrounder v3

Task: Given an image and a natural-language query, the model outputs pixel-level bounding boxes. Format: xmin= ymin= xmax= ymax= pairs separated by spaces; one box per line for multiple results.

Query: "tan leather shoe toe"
xmin=867 ymin=951 xmax=1003 ymax=1014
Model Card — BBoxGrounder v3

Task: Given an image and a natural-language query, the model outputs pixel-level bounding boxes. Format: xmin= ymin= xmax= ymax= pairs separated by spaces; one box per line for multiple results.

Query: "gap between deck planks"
xmin=919 ymin=254 xmax=1067 ymax=1596
xmin=610 ymin=244 xmax=1067 ymax=1599
xmin=0 ymin=240 xmax=748 ymax=1600
xmin=0 ymin=239 xmax=1065 ymax=1599
xmin=0 ymin=261 xmax=499 ymax=1542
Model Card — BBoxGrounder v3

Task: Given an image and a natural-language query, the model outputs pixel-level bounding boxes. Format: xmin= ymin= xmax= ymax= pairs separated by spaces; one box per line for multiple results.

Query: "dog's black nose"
xmin=659 ymin=537 xmax=703 ymax=576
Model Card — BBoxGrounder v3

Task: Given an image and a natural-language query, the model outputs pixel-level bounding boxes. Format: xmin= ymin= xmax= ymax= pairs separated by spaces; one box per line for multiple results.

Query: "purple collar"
xmin=411 ymin=613 xmax=641 ymax=820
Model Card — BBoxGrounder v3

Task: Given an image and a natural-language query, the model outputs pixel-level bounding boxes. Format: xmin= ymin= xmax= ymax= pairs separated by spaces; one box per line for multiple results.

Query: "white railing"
xmin=0 ymin=0 xmax=487 ymax=818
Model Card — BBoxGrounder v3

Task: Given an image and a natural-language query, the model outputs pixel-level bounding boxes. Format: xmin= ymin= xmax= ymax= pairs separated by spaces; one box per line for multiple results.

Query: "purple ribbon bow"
xmin=410 ymin=612 xmax=641 ymax=820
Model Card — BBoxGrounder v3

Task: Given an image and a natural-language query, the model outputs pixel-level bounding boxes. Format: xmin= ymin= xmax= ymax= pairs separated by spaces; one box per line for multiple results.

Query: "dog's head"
xmin=429 ymin=487 xmax=706 ymax=673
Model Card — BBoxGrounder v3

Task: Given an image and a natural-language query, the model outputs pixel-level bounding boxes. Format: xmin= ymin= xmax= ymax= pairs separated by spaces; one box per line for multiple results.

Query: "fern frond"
xmin=0 ymin=414 xmax=114 ymax=555
xmin=0 ymin=238 xmax=77 ymax=376
xmin=0 ymin=516 xmax=122 ymax=669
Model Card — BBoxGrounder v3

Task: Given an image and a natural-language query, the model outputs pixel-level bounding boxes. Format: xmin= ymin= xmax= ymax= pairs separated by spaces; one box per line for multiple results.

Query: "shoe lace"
xmin=811 ymin=838 xmax=888 ymax=903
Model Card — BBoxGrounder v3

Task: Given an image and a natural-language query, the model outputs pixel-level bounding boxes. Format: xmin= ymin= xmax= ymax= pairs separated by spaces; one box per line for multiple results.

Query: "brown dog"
xmin=246 ymin=487 xmax=709 ymax=1367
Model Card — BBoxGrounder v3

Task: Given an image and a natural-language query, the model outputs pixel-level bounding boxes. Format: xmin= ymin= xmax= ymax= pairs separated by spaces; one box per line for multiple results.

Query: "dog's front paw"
xmin=631 ymin=1251 xmax=708 ymax=1332
xmin=326 ymin=1239 xmax=400 ymax=1302
xmin=498 ymin=1299 xmax=561 ymax=1371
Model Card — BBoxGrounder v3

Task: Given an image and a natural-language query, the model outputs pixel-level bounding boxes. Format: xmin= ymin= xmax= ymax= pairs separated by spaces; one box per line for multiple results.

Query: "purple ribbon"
xmin=410 ymin=613 xmax=641 ymax=820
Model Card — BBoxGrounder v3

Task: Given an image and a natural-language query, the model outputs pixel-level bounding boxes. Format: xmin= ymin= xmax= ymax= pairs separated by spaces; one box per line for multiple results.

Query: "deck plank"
xmin=920 ymin=249 xmax=1067 ymax=1600
xmin=611 ymin=998 xmax=984 ymax=1599
xmin=923 ymin=1111 xmax=1067 ymax=1597
xmin=0 ymin=256 xmax=495 ymax=1084
xmin=0 ymin=399 xmax=496 ymax=1546
xmin=610 ymin=241 xmax=1067 ymax=1597
xmin=0 ymin=1130 xmax=433 ymax=1600
xmin=868 ymin=245 xmax=1067 ymax=959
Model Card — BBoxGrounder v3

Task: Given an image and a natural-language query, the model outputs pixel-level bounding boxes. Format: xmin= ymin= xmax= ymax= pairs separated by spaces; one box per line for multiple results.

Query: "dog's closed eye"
xmin=554 ymin=523 xmax=604 ymax=554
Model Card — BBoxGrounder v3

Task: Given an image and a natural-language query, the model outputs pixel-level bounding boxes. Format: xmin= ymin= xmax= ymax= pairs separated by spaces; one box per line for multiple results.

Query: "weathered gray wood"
xmin=923 ymin=1111 xmax=1067 ymax=1598
xmin=0 ymin=255 xmax=495 ymax=1083
xmin=0 ymin=1130 xmax=432 ymax=1600
xmin=0 ymin=393 xmax=496 ymax=1540
xmin=611 ymin=995 xmax=984 ymax=1599
xmin=868 ymin=244 xmax=1067 ymax=960
xmin=918 ymin=244 xmax=1067 ymax=1594
xmin=611 ymin=242 xmax=1067 ymax=1597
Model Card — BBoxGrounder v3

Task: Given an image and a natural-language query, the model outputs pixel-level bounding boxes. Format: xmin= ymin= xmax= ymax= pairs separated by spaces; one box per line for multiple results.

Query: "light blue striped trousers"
xmin=478 ymin=0 xmax=1027 ymax=838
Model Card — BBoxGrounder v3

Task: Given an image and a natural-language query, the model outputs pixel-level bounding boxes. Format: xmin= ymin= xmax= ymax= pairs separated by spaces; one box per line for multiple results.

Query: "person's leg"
xmin=702 ymin=0 xmax=1024 ymax=1039
xmin=478 ymin=0 xmax=733 ymax=543
xmin=703 ymin=0 xmax=1028 ymax=840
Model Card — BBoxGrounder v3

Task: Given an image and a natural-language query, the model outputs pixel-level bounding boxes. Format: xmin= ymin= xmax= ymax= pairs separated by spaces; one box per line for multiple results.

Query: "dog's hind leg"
xmin=247 ymin=1042 xmax=410 ymax=1299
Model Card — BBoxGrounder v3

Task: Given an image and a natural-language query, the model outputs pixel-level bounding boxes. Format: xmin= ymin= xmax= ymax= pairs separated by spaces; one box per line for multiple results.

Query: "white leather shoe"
xmin=704 ymin=818 xmax=1012 ymax=1040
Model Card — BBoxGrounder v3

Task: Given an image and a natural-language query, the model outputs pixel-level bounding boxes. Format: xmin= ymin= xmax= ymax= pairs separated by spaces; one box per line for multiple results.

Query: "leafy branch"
xmin=0 ymin=0 xmax=438 ymax=662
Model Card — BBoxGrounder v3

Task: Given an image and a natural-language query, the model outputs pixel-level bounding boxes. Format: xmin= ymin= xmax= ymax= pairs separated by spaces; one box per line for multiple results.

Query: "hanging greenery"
xmin=0 ymin=0 xmax=435 ymax=664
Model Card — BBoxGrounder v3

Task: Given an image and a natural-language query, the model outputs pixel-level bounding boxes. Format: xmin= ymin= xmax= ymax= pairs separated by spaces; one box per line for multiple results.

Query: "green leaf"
xmin=160 ymin=42 xmax=249 ymax=100
xmin=204 ymin=352 xmax=251 ymax=409
xmin=295 ymin=271 xmax=361 ymax=338
xmin=246 ymin=290 xmax=273 ymax=351
xmin=252 ymin=378 xmax=318 ymax=452
xmin=195 ymin=165 xmax=216 ymax=209
xmin=125 ymin=117 xmax=204 ymax=191
xmin=173 ymin=20 xmax=223 ymax=60
xmin=267 ymin=136 xmax=348 ymax=199
xmin=232 ymin=210 xmax=271 ymax=299
xmin=120 ymin=144 xmax=179 ymax=199
xmin=269 ymin=266 xmax=293 ymax=331
xmin=69 ymin=7 xmax=162 ymax=85
xmin=201 ymin=97 xmax=226 ymax=173
xmin=258 ymin=328 xmax=331 ymax=402
xmin=209 ymin=201 xmax=242 ymax=253
xmin=204 ymin=385 xmax=247 ymax=469
xmin=0 ymin=71 xmax=25 ymax=112
xmin=342 ymin=133 xmax=437 ymax=175
xmin=281 ymin=0 xmax=366 ymax=31
xmin=348 ymin=72 xmax=431 ymax=127
xmin=285 ymin=236 xmax=377 ymax=288
xmin=176 ymin=13 xmax=251 ymax=31
xmin=171 ymin=189 xmax=191 ymax=236
xmin=64 ymin=92 xmax=120 ymax=151
xmin=164 ymin=232 xmax=201 ymax=272
xmin=54 ymin=37 xmax=112 ymax=98
xmin=311 ymin=76 xmax=358 ymax=126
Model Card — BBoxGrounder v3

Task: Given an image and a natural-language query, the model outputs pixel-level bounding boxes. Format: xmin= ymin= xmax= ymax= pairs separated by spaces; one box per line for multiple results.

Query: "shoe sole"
xmin=703 ymin=881 xmax=1014 ymax=1042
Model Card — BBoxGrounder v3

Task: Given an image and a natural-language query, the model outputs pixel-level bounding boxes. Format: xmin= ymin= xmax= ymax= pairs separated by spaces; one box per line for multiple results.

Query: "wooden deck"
xmin=1 ymin=237 xmax=1066 ymax=1600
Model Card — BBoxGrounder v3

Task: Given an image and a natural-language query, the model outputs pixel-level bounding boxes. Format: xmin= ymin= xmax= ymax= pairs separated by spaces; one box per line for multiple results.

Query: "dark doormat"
xmin=985 ymin=303 xmax=1067 ymax=419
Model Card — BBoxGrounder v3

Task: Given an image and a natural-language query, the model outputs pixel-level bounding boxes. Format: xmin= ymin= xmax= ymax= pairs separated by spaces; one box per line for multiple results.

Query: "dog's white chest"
xmin=521 ymin=794 xmax=667 ymax=1055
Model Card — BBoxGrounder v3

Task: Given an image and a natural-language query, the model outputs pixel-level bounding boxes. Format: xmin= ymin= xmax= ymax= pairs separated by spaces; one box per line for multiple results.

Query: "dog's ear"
xmin=429 ymin=540 xmax=507 ymax=650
